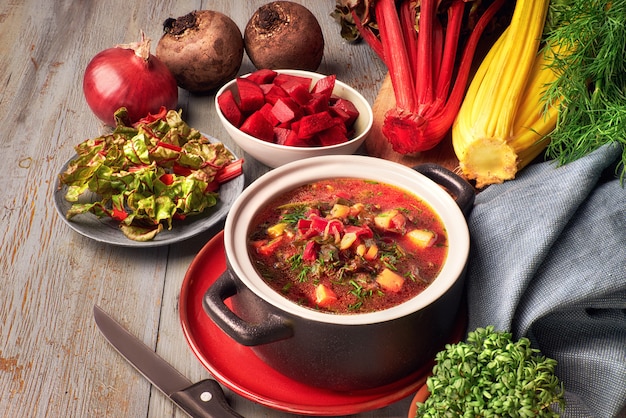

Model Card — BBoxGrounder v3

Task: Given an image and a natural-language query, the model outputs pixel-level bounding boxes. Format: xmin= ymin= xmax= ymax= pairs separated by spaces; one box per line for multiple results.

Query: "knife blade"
xmin=93 ymin=305 xmax=243 ymax=418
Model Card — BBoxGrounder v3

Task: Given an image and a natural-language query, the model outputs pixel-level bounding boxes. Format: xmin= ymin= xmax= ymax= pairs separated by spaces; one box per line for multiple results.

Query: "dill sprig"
xmin=542 ymin=0 xmax=626 ymax=180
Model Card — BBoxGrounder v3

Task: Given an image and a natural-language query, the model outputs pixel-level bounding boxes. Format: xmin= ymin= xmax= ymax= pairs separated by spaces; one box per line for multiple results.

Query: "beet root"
xmin=244 ymin=1 xmax=324 ymax=71
xmin=156 ymin=10 xmax=244 ymax=93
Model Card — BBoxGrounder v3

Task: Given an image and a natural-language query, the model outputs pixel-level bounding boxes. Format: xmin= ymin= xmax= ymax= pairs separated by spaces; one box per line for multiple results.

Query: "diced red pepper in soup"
xmin=248 ymin=178 xmax=448 ymax=314
xmin=251 ymin=236 xmax=284 ymax=256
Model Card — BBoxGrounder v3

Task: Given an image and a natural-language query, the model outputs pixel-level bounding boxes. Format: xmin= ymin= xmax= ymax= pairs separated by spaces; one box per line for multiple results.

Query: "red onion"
xmin=83 ymin=33 xmax=178 ymax=127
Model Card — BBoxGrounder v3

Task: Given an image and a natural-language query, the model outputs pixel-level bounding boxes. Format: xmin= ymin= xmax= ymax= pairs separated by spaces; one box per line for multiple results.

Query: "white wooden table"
xmin=0 ymin=0 xmax=428 ymax=416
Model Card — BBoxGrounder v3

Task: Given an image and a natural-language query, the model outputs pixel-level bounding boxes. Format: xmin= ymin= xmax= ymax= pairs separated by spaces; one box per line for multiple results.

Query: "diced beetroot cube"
xmin=276 ymin=119 xmax=299 ymax=131
xmin=278 ymin=120 xmax=312 ymax=147
xmin=317 ymin=124 xmax=349 ymax=146
xmin=271 ymin=97 xmax=302 ymax=124
xmin=259 ymin=103 xmax=279 ymax=126
xmin=329 ymin=105 xmax=350 ymax=124
xmin=331 ymin=97 xmax=360 ymax=126
xmin=246 ymin=69 xmax=278 ymax=85
xmin=217 ymin=90 xmax=243 ymax=127
xmin=332 ymin=116 xmax=348 ymax=135
xmin=302 ymin=93 xmax=329 ymax=115
xmin=264 ymin=84 xmax=289 ymax=105
xmin=273 ymin=73 xmax=312 ymax=91
xmin=259 ymin=84 xmax=273 ymax=94
xmin=312 ymin=75 xmax=336 ymax=99
xmin=236 ymin=78 xmax=265 ymax=113
xmin=298 ymin=111 xmax=335 ymax=138
xmin=285 ymin=82 xmax=313 ymax=106
xmin=273 ymin=127 xmax=292 ymax=145
xmin=282 ymin=130 xmax=313 ymax=147
xmin=240 ymin=111 xmax=275 ymax=142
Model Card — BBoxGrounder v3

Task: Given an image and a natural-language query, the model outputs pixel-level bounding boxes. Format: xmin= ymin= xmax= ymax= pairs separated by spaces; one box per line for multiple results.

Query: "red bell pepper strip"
xmin=309 ymin=215 xmax=329 ymax=233
xmin=303 ymin=240 xmax=318 ymax=262
xmin=345 ymin=224 xmax=374 ymax=239
xmin=110 ymin=194 xmax=128 ymax=221
xmin=253 ymin=236 xmax=284 ymax=256
xmin=297 ymin=219 xmax=318 ymax=240
xmin=159 ymin=173 xmax=175 ymax=185
xmin=326 ymin=219 xmax=344 ymax=236
xmin=111 ymin=208 xmax=128 ymax=221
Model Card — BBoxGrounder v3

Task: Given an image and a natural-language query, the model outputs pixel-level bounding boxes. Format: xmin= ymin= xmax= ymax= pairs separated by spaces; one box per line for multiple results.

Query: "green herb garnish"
xmin=288 ymin=254 xmax=311 ymax=283
xmin=378 ymin=241 xmax=406 ymax=271
xmin=416 ymin=326 xmax=565 ymax=417
xmin=543 ymin=0 xmax=626 ymax=180
xmin=349 ymin=279 xmax=373 ymax=299
xmin=279 ymin=203 xmax=311 ymax=225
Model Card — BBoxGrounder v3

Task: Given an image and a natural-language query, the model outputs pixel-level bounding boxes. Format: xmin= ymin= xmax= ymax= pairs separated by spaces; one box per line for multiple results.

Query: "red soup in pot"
xmin=248 ymin=178 xmax=448 ymax=314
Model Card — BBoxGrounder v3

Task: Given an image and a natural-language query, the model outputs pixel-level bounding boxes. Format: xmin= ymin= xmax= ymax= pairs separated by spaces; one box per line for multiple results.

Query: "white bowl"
xmin=225 ymin=156 xmax=470 ymax=325
xmin=215 ymin=69 xmax=373 ymax=168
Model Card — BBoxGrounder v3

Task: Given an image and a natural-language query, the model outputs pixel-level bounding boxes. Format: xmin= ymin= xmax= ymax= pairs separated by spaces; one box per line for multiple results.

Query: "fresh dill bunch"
xmin=542 ymin=0 xmax=626 ymax=181
xmin=416 ymin=326 xmax=565 ymax=417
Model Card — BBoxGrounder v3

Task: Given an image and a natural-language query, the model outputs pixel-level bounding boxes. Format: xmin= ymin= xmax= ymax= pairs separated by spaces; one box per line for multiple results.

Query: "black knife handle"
xmin=170 ymin=379 xmax=244 ymax=418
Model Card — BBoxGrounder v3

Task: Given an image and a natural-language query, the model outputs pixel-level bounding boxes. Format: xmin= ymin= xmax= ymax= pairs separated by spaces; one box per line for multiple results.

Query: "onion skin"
xmin=83 ymin=35 xmax=178 ymax=127
xmin=156 ymin=10 xmax=244 ymax=93
xmin=244 ymin=1 xmax=324 ymax=71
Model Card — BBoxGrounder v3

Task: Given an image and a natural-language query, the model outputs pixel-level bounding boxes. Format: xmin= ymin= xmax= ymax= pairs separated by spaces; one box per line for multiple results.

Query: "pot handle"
xmin=413 ymin=163 xmax=475 ymax=217
xmin=203 ymin=270 xmax=294 ymax=346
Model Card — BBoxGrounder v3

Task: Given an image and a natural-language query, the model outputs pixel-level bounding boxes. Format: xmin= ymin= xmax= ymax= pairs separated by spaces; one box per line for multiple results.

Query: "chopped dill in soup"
xmin=248 ymin=178 xmax=448 ymax=314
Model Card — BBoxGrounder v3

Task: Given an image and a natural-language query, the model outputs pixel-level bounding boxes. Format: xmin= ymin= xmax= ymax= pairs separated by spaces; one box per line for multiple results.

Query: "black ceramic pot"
xmin=204 ymin=156 xmax=474 ymax=391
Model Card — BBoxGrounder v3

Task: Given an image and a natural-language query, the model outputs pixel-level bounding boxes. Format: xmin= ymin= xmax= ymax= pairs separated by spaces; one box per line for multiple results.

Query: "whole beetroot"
xmin=156 ymin=10 xmax=244 ymax=93
xmin=244 ymin=1 xmax=324 ymax=71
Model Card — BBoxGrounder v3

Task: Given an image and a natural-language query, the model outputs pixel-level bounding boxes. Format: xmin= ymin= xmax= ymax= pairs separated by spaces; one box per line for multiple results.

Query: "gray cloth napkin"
xmin=465 ymin=143 xmax=626 ymax=418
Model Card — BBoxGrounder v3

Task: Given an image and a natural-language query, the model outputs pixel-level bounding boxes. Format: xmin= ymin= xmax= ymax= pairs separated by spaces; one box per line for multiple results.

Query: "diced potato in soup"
xmin=407 ymin=229 xmax=437 ymax=248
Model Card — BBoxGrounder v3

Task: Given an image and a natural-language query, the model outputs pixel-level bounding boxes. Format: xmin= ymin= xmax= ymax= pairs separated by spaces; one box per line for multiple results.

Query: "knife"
xmin=93 ymin=305 xmax=243 ymax=418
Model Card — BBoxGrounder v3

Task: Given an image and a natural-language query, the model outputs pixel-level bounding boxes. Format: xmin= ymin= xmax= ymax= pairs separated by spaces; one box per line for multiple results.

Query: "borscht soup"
xmin=248 ymin=178 xmax=448 ymax=314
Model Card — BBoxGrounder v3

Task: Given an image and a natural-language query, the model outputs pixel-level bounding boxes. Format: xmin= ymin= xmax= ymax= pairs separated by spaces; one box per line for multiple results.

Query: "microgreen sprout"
xmin=416 ymin=326 xmax=565 ymax=417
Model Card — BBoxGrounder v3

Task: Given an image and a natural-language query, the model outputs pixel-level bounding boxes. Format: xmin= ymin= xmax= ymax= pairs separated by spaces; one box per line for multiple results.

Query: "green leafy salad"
xmin=58 ymin=107 xmax=242 ymax=241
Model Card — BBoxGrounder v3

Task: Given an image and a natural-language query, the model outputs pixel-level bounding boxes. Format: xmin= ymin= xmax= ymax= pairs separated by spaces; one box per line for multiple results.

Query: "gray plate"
xmin=53 ymin=137 xmax=244 ymax=248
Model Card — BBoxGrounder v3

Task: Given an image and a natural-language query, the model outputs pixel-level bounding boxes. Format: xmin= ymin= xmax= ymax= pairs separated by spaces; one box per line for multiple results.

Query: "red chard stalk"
xmin=339 ymin=0 xmax=505 ymax=154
